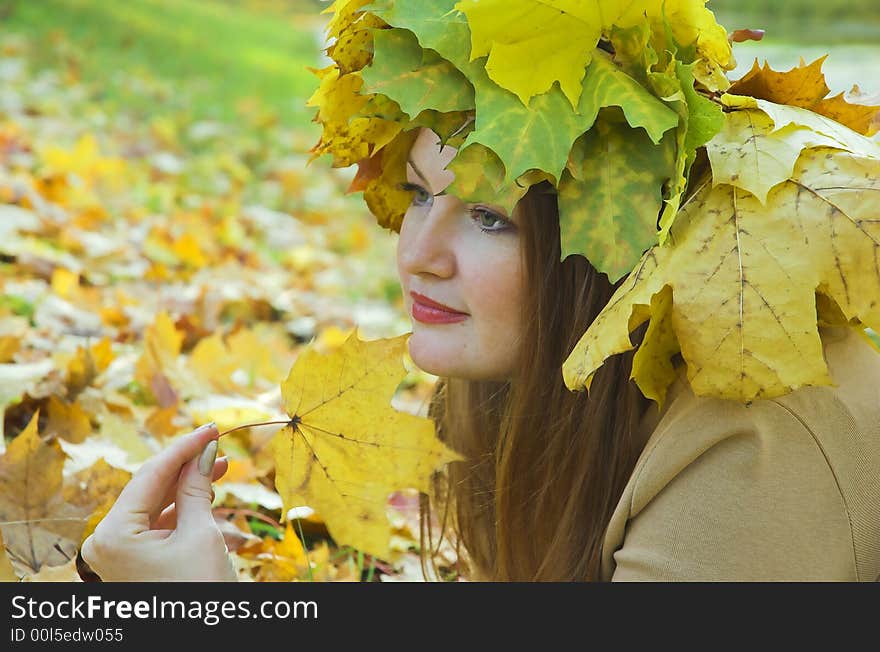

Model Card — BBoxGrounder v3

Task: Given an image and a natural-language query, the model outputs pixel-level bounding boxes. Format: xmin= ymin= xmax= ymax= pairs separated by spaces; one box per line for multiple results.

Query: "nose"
xmin=398 ymin=195 xmax=460 ymax=279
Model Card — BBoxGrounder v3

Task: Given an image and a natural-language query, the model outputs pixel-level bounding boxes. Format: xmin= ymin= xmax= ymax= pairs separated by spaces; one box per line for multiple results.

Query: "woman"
xmin=80 ymin=0 xmax=880 ymax=581
xmin=81 ymin=124 xmax=649 ymax=581
xmin=80 ymin=126 xmax=880 ymax=582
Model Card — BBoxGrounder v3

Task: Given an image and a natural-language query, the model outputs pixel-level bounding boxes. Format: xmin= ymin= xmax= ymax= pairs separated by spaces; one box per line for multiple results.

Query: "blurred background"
xmin=713 ymin=0 xmax=880 ymax=95
xmin=0 ymin=0 xmax=877 ymax=582
xmin=2 ymin=0 xmax=878 ymax=130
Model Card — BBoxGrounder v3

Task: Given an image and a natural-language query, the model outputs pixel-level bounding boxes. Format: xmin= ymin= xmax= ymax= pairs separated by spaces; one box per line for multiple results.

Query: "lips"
xmin=410 ymin=291 xmax=467 ymax=314
xmin=410 ymin=291 xmax=468 ymax=324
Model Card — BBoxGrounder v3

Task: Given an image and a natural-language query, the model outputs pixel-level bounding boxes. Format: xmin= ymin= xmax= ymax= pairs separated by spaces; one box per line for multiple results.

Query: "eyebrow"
xmin=406 ymin=156 xmax=514 ymax=217
xmin=407 ymin=157 xmax=432 ymax=190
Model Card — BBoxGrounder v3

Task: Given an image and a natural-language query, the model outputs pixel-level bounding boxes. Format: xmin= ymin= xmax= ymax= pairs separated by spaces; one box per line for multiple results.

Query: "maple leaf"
xmin=729 ymin=56 xmax=880 ymax=137
xmin=20 ymin=557 xmax=82 ymax=582
xmin=134 ymin=311 xmax=183 ymax=406
xmin=652 ymin=59 xmax=724 ymax=246
xmin=39 ymin=133 xmax=127 ymax=192
xmin=460 ymin=48 xmax=678 ymax=189
xmin=190 ymin=326 xmax=292 ymax=394
xmin=362 ymin=128 xmax=419 ymax=232
xmin=453 ymin=0 xmax=733 ymax=108
xmin=326 ymin=3 xmax=387 ymax=75
xmin=306 ymin=65 xmax=403 ymax=168
xmin=708 ymin=96 xmax=879 ymax=204
xmin=454 ymin=0 xmax=599 ymax=109
xmin=0 ymin=412 xmax=88 ymax=572
xmin=562 ymin=109 xmax=880 ymax=404
xmin=239 ymin=522 xmax=309 ymax=582
xmin=0 ymin=359 xmax=54 ymax=452
xmin=45 ymin=395 xmax=92 ymax=443
xmin=361 ymin=28 xmax=475 ymax=118
xmin=366 ymin=0 xmax=474 ymax=73
xmin=368 ymin=1 xmax=678 ymax=189
xmin=558 ymin=111 xmax=677 ymax=283
xmin=324 ymin=0 xmax=375 ymax=41
xmin=134 ymin=311 xmax=206 ymax=405
xmin=0 ymin=530 xmax=16 ymax=581
xmin=269 ymin=330 xmax=462 ymax=561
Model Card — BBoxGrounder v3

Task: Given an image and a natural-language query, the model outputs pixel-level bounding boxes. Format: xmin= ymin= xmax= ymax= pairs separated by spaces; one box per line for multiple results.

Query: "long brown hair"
xmin=418 ymin=181 xmax=654 ymax=581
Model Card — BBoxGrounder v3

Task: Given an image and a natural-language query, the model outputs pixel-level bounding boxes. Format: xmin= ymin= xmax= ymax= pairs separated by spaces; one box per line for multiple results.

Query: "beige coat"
xmin=600 ymin=325 xmax=880 ymax=581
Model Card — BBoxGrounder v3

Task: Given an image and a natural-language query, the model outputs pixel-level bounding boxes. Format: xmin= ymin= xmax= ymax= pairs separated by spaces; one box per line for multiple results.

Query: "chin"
xmin=406 ymin=330 xmax=458 ymax=377
xmin=407 ymin=329 xmax=510 ymax=381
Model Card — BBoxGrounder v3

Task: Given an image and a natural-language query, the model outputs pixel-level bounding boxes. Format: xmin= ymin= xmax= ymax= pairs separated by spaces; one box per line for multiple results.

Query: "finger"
xmin=151 ymin=484 xmax=218 ymax=531
xmin=103 ymin=423 xmax=219 ymax=532
xmin=174 ymin=438 xmax=220 ymax=531
xmin=153 ymin=503 xmax=177 ymax=531
xmin=156 ymin=456 xmax=228 ymax=520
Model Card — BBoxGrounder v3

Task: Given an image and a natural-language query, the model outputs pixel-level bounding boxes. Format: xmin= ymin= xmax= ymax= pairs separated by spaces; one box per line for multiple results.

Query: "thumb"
xmin=175 ymin=439 xmax=219 ymax=531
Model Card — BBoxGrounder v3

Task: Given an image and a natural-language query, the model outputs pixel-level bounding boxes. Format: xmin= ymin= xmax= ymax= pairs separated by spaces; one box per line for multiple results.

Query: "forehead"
xmin=406 ymin=127 xmax=513 ymax=218
xmin=408 ymin=128 xmax=457 ymax=170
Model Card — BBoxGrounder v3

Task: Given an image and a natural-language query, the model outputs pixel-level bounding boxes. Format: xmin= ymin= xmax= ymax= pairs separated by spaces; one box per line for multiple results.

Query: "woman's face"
xmin=397 ymin=128 xmax=525 ymax=381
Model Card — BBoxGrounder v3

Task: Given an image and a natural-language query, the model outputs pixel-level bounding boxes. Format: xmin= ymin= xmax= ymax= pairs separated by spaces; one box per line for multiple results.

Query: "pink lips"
xmin=410 ymin=291 xmax=468 ymax=324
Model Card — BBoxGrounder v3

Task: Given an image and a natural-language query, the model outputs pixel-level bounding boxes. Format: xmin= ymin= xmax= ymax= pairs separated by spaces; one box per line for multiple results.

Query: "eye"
xmin=398 ymin=181 xmax=433 ymax=207
xmin=469 ymin=207 xmax=511 ymax=233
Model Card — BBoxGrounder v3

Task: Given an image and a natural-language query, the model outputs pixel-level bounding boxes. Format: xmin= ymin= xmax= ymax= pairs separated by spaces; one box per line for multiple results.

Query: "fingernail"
xmin=198 ymin=440 xmax=218 ymax=476
xmin=195 ymin=422 xmax=216 ymax=435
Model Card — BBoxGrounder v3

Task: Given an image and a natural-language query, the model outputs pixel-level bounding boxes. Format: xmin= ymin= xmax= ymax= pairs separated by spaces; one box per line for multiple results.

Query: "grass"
xmin=4 ymin=0 xmax=877 ymax=124
xmin=1 ymin=0 xmax=328 ymax=125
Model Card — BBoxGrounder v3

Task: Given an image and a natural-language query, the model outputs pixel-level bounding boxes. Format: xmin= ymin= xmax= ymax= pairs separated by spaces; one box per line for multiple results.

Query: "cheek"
xmin=462 ymin=240 xmax=524 ymax=334
xmin=395 ymin=225 xmax=409 ymax=292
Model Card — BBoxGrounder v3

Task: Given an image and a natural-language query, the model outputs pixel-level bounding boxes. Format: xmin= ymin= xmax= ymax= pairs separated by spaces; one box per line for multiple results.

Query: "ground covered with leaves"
xmin=0 ymin=25 xmax=454 ymax=582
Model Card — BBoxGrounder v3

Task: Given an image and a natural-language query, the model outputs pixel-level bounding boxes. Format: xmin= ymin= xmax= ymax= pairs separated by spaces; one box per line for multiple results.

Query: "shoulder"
xmin=600 ymin=325 xmax=880 ymax=581
xmin=769 ymin=325 xmax=880 ymax=582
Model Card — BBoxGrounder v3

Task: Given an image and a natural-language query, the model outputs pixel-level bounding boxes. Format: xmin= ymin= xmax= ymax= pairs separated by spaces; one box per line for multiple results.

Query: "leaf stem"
xmin=218 ymin=419 xmax=293 ymax=437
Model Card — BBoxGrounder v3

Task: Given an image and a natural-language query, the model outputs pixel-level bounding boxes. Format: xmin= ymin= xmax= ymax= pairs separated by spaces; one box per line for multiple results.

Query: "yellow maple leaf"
xmin=362 ymin=128 xmax=419 ymax=232
xmin=269 ymin=330 xmax=462 ymax=561
xmin=45 ymin=395 xmax=92 ymax=443
xmin=0 ymin=336 xmax=19 ymax=364
xmin=455 ymin=0 xmax=733 ymax=108
xmin=563 ymin=126 xmax=880 ymax=404
xmin=144 ymin=404 xmax=180 ymax=438
xmin=171 ymin=233 xmax=208 ymax=269
xmin=63 ymin=337 xmax=114 ymax=397
xmin=191 ymin=326 xmax=292 ymax=393
xmin=62 ymin=459 xmax=131 ymax=545
xmin=245 ymin=522 xmax=309 ymax=582
xmin=20 ymin=557 xmax=82 ymax=582
xmin=0 ymin=529 xmax=17 ymax=581
xmin=324 ymin=0 xmax=374 ymax=41
xmin=50 ymin=267 xmax=79 ymax=299
xmin=307 ymin=66 xmax=403 ymax=168
xmin=134 ymin=311 xmax=185 ymax=406
xmin=327 ymin=8 xmax=386 ymax=74
xmin=0 ymin=412 xmax=91 ymax=572
xmin=709 ymin=96 xmax=879 ymax=204
xmin=40 ymin=133 xmax=126 ymax=189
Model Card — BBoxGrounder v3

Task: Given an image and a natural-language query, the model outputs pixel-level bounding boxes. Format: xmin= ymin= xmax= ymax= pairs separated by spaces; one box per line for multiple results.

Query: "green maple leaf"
xmin=365 ymin=0 xmax=471 ymax=70
xmin=654 ymin=60 xmax=724 ymax=245
xmin=558 ymin=112 xmax=677 ymax=282
xmin=361 ymin=27 xmax=475 ymax=118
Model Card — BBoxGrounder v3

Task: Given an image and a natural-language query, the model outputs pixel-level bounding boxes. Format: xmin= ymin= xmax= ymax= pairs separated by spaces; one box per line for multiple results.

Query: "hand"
xmin=80 ymin=423 xmax=238 ymax=581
